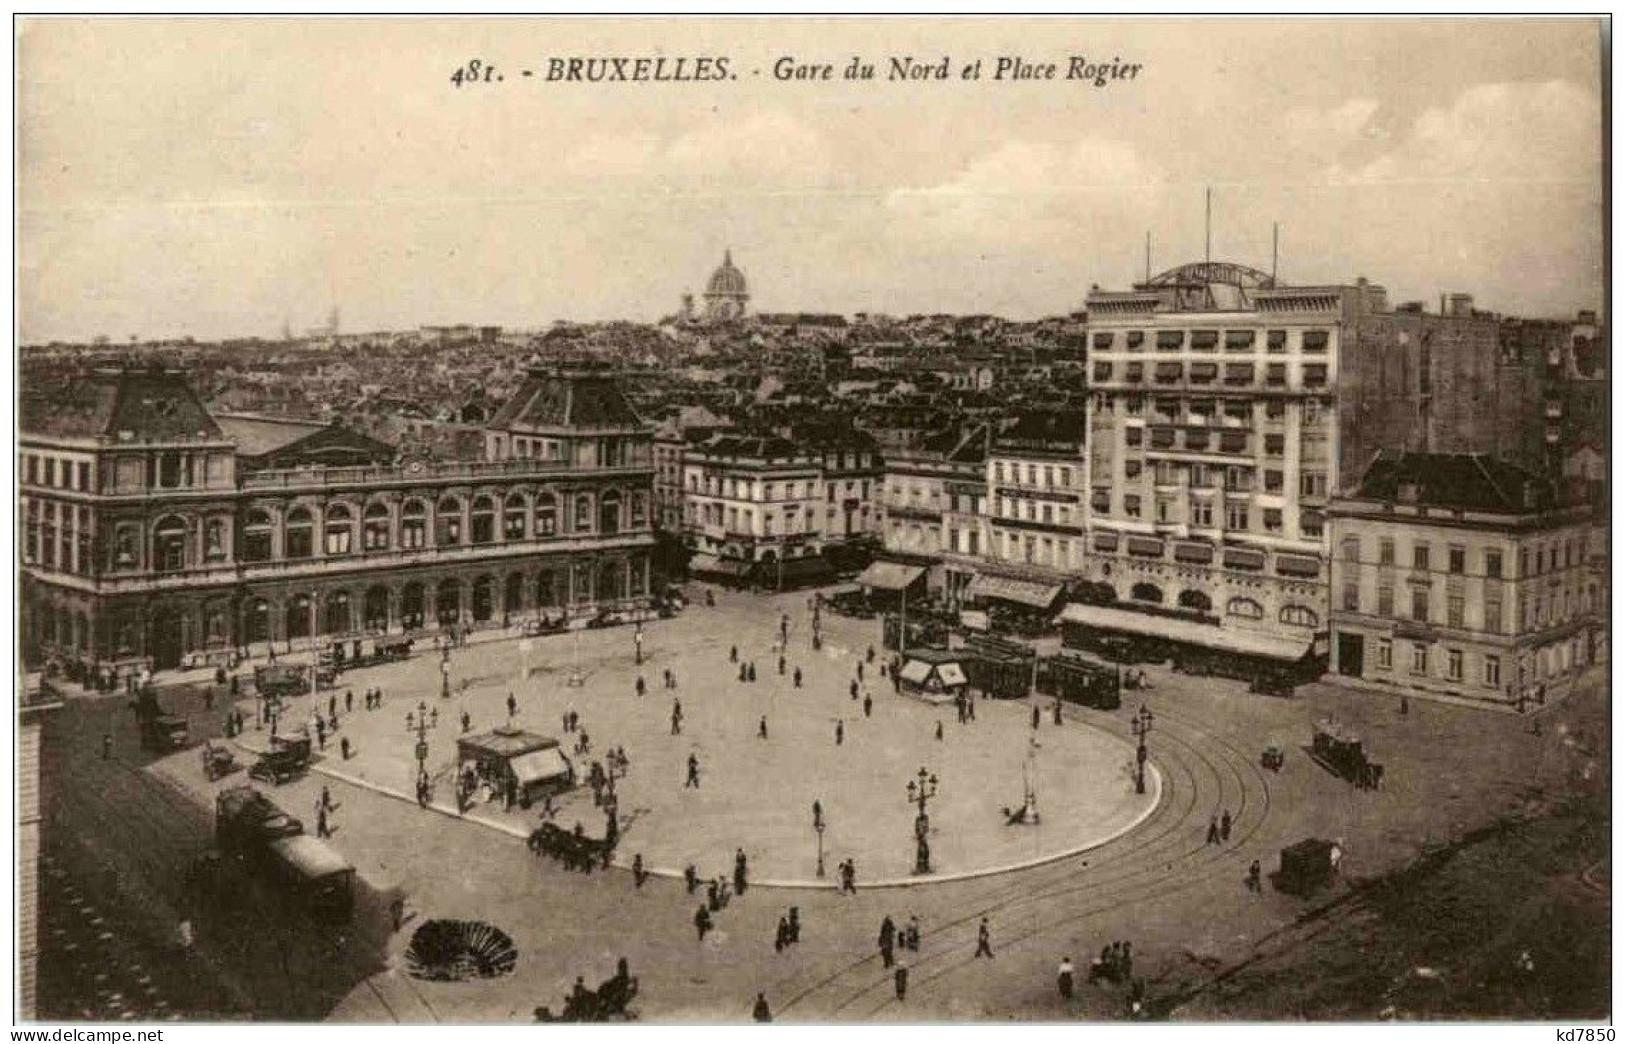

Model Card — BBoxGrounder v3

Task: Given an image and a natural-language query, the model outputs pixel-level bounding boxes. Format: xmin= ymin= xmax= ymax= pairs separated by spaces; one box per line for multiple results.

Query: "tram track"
xmin=778 ymin=702 xmax=1274 ymax=1017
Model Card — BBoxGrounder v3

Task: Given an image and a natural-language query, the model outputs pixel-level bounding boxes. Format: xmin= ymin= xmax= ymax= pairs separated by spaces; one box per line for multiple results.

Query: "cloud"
xmin=885 ymin=137 xmax=1164 ymax=245
xmin=1336 ymin=80 xmax=1600 ymax=186
xmin=562 ymin=111 xmax=836 ymax=198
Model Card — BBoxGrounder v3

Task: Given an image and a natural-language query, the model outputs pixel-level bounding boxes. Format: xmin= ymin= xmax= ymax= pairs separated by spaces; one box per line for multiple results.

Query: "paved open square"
xmin=222 ymin=588 xmax=1157 ymax=884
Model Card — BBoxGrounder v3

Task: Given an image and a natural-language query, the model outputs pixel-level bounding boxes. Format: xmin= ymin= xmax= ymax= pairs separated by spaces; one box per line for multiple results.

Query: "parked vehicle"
xmin=248 ymin=735 xmax=312 ymax=785
xmin=130 ymin=687 xmax=189 ymax=752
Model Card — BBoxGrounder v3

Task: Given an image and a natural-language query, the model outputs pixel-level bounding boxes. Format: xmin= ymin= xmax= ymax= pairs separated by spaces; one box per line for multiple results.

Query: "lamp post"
xmin=440 ymin=642 xmax=451 ymax=700
xmin=411 ymin=699 xmax=437 ymax=798
xmin=812 ymin=800 xmax=826 ymax=878
xmin=1131 ymin=704 xmax=1154 ymax=795
xmin=906 ymin=767 xmax=939 ymax=874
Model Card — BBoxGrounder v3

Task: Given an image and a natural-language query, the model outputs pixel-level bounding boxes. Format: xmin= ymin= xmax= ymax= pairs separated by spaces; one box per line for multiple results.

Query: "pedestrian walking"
xmin=975 ymin=918 xmax=993 ymax=958
xmin=794 ymin=666 xmax=803 ymax=688
xmin=635 ymin=630 xmax=643 ymax=666
xmin=778 ymin=655 xmax=786 ymax=676
xmin=1206 ymin=815 xmax=1221 ymax=845
xmin=341 ymin=735 xmax=351 ymax=760
xmin=748 ymin=662 xmax=757 ymax=683
xmin=867 ymin=645 xmax=876 ymax=664
xmin=345 ymin=689 xmax=354 ymax=713
xmin=507 ymin=692 xmax=517 ymax=718
xmin=739 ymin=663 xmax=749 ymax=683
xmin=775 ymin=916 xmax=789 ymax=953
xmin=730 ymin=645 xmax=739 ymax=663
xmin=686 ymin=753 xmax=701 ymax=788
xmin=1220 ymin=809 xmax=1232 ymax=842
xmin=1053 ymin=699 xmax=1063 ymax=726
xmin=935 ymin=720 xmax=944 ymax=741
xmin=683 ymin=863 xmax=698 ymax=893
xmin=329 ymin=694 xmax=337 ymax=720
xmin=1247 ymin=859 xmax=1262 ymax=893
xmin=850 ymin=679 xmax=859 ymax=700
xmin=788 ymin=906 xmax=801 ymax=943
xmin=906 ymin=915 xmax=920 ymax=950
xmin=894 ymin=959 xmax=908 ymax=1001
xmin=836 ymin=719 xmax=845 ymax=746
xmin=1058 ymin=956 xmax=1076 ymax=999
xmin=315 ymin=718 xmax=327 ymax=750
xmin=316 ymin=804 xmax=330 ymax=839
xmin=696 ymin=905 xmax=712 ymax=942
xmin=863 ymin=693 xmax=873 ymax=718
xmin=734 ymin=848 xmax=749 ymax=895
xmin=636 ymin=675 xmax=646 ymax=698
xmin=1032 ymin=704 xmax=1041 ymax=730
xmin=101 ymin=732 xmax=112 ymax=760
xmin=857 ymin=662 xmax=864 ymax=683
xmin=671 ymin=700 xmax=683 ymax=735
xmin=752 ymin=992 xmax=771 ymax=1023
xmin=758 ymin=716 xmax=768 ymax=740
xmin=879 ymin=915 xmax=896 ymax=967
xmin=461 ymin=710 xmax=471 ymax=733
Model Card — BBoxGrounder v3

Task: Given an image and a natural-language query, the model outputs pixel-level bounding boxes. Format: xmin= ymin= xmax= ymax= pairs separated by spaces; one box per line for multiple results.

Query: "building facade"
xmin=878 ymin=424 xmax=989 ymax=607
xmin=20 ymin=367 xmax=656 ymax=676
xmin=682 ymin=433 xmax=830 ymax=586
xmin=1328 ymin=450 xmax=1604 ymax=710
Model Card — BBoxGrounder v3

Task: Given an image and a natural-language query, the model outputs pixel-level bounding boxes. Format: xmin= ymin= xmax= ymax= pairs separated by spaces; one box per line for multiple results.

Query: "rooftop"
xmin=488 ymin=369 xmax=646 ymax=431
xmin=1345 ymin=450 xmax=1569 ymax=515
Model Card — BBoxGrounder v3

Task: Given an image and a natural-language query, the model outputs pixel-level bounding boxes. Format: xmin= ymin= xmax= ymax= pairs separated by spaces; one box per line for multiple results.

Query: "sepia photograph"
xmin=12 ymin=14 xmax=1611 ymax=1027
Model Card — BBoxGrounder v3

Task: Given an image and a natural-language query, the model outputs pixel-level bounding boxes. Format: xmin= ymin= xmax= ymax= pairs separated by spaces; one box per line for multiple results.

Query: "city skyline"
xmin=18 ymin=17 xmax=1606 ymax=344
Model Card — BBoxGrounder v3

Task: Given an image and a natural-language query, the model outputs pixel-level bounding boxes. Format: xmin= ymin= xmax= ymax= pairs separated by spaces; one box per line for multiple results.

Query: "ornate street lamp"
xmin=906 ymin=767 xmax=939 ymax=874
xmin=812 ymin=799 xmax=826 ymax=878
xmin=1131 ymin=704 xmax=1155 ymax=795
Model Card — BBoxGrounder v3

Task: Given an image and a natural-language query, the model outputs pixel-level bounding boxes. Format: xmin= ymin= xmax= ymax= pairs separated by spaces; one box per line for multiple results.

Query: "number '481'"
xmin=450 ymin=59 xmax=499 ymax=87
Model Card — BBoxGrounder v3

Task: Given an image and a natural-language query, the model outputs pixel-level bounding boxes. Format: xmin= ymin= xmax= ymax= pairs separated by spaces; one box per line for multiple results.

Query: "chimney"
xmin=1447 ymin=293 xmax=1474 ymax=318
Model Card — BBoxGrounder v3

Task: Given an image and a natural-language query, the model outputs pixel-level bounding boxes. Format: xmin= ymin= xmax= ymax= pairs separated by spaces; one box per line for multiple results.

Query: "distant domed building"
xmin=701 ymin=250 xmax=749 ymax=321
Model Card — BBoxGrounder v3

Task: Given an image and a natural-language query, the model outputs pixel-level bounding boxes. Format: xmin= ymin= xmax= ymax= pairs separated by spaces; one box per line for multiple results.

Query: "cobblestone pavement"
xmin=39 ymin=584 xmax=1609 ymax=1021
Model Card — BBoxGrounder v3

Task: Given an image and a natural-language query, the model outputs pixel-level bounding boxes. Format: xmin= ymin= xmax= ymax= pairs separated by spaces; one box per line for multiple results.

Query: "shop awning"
xmin=1223 ymin=548 xmax=1267 ymax=572
xmin=1126 ymin=536 xmax=1165 ymax=558
xmin=1173 ymin=542 xmax=1214 ymax=564
xmin=857 ymin=561 xmax=926 ymax=591
xmin=1093 ymin=531 xmax=1121 ymax=552
xmin=690 ymin=553 xmax=753 ymax=578
xmin=898 ymin=659 xmax=932 ymax=684
xmin=1276 ymin=554 xmax=1323 ymax=578
xmin=511 ymin=746 xmax=572 ymax=785
xmin=967 ymin=574 xmax=1062 ymax=610
xmin=938 ymin=663 xmax=969 ymax=687
xmin=772 ymin=555 xmax=834 ymax=581
xmin=1058 ymin=603 xmax=1311 ymax=661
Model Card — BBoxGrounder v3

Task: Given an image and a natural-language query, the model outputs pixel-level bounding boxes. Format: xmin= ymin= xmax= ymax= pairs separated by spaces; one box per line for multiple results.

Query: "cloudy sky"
xmin=17 ymin=17 xmax=1605 ymax=343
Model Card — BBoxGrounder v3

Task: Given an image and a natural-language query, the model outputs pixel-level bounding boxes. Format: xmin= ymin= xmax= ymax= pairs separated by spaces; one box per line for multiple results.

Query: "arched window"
xmin=504 ymin=573 xmax=525 ymax=614
xmin=504 ymin=493 xmax=527 ymax=540
xmin=323 ymin=591 xmax=351 ymax=634
xmin=436 ymin=579 xmax=462 ymax=626
xmin=471 ymin=496 xmax=496 ymax=544
xmin=436 ymin=497 xmax=463 ymax=546
xmin=1226 ymin=597 xmax=1264 ymax=620
xmin=599 ymin=490 xmax=622 ymax=535
xmin=1130 ymin=582 xmax=1163 ymax=604
xmin=244 ymin=598 xmax=271 ymax=644
xmin=324 ymin=504 xmax=354 ymax=555
xmin=242 ymin=510 xmax=273 ymax=563
xmin=204 ymin=519 xmax=226 ymax=561
xmin=630 ymin=492 xmax=648 ymax=528
xmin=363 ymin=503 xmax=391 ymax=551
xmin=154 ymin=516 xmax=187 ymax=572
xmin=534 ymin=492 xmax=558 ymax=536
xmin=1177 ymin=589 xmax=1213 ymax=613
xmin=401 ymin=500 xmax=428 ymax=549
xmin=401 ymin=581 xmax=426 ymax=630
xmin=1279 ymin=604 xmax=1319 ymax=628
xmin=285 ymin=507 xmax=313 ymax=560
xmin=536 ymin=571 xmax=559 ymax=608
xmin=363 ymin=586 xmax=390 ymax=631
xmin=574 ymin=492 xmax=594 ymax=532
xmin=74 ymin=612 xmax=89 ymax=652
xmin=597 ymin=559 xmax=623 ymax=602
xmin=471 ymin=577 xmax=494 ymax=622
xmin=286 ymin=593 xmax=313 ymax=638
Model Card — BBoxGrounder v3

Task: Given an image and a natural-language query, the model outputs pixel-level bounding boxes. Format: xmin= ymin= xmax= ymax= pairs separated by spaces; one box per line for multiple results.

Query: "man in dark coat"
xmin=734 ymin=848 xmax=749 ymax=894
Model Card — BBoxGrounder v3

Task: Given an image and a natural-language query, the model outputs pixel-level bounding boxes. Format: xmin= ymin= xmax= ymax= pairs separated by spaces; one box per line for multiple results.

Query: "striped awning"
xmin=1126 ymin=536 xmax=1164 ymax=558
xmin=1276 ymin=553 xmax=1323 ymax=578
xmin=857 ymin=560 xmax=926 ymax=591
xmin=1222 ymin=548 xmax=1266 ymax=571
xmin=1058 ymin=603 xmax=1311 ymax=661
xmin=1173 ymin=542 xmax=1214 ymax=564
xmin=967 ymin=574 xmax=1062 ymax=610
xmin=690 ymin=553 xmax=753 ymax=578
